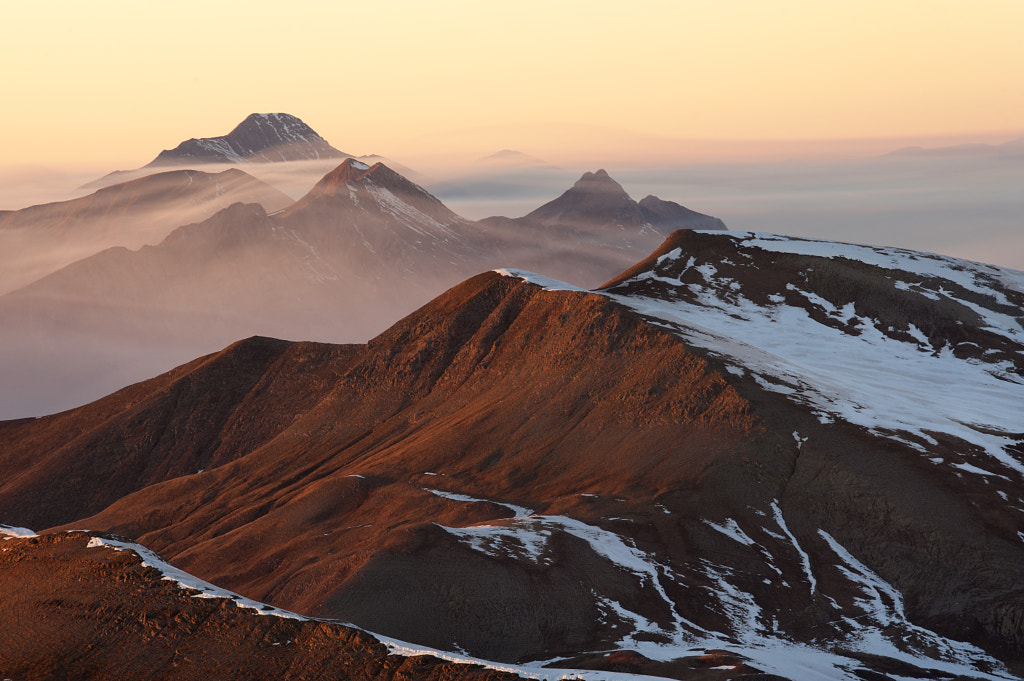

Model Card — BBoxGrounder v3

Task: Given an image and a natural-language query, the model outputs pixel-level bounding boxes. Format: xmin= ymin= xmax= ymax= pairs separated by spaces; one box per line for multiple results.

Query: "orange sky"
xmin=1 ymin=0 xmax=1022 ymax=169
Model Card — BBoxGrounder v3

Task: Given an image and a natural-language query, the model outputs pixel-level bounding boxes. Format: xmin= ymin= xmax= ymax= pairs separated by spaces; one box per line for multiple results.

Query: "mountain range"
xmin=1 ymin=229 xmax=1022 ymax=681
xmin=2 ymin=113 xmax=1022 ymax=681
xmin=0 ymin=168 xmax=292 ymax=295
xmin=0 ymin=138 xmax=725 ymax=419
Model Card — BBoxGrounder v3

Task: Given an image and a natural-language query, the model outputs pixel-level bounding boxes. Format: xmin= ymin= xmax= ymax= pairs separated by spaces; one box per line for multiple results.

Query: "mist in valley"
xmin=433 ymin=148 xmax=1024 ymax=273
xmin=1 ymin=140 xmax=1020 ymax=420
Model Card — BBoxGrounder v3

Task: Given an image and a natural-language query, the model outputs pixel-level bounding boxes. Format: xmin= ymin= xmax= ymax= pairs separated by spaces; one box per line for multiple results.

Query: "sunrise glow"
xmin=2 ymin=0 xmax=1022 ymax=169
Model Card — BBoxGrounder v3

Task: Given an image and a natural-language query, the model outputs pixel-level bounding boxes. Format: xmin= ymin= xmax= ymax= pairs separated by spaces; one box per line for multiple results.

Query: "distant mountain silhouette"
xmin=146 ymin=113 xmax=349 ymax=166
xmin=0 ymin=168 xmax=291 ymax=295
xmin=525 ymin=169 xmax=726 ymax=233
xmin=883 ymin=136 xmax=1024 ymax=158
xmin=478 ymin=169 xmax=726 ymax=288
xmin=474 ymin=149 xmax=552 ymax=168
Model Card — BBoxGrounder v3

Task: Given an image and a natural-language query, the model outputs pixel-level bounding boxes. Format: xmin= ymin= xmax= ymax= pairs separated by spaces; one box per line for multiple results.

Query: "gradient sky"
xmin=2 ymin=0 xmax=1022 ymax=170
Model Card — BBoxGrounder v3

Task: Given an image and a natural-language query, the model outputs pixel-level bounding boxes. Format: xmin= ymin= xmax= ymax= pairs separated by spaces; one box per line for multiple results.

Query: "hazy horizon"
xmin=3 ymin=1 xmax=1022 ymax=167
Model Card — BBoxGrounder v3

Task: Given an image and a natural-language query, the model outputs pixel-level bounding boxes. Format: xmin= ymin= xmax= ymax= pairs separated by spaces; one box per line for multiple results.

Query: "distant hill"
xmin=883 ymin=136 xmax=1024 ymax=158
xmin=0 ymin=168 xmax=292 ymax=294
xmin=474 ymin=149 xmax=552 ymax=168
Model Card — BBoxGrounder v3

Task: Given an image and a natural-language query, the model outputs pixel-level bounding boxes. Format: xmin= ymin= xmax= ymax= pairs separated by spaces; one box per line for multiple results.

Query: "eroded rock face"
xmin=1 ymin=231 xmax=1022 ymax=680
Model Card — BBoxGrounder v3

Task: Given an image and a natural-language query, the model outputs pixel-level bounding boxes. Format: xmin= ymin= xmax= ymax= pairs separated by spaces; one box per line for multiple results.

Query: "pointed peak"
xmin=290 ymin=159 xmax=456 ymax=222
xmin=571 ymin=169 xmax=628 ymax=196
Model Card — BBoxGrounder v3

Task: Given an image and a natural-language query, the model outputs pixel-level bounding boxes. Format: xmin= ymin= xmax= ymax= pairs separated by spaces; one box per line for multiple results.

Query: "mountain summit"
xmin=146 ymin=113 xmax=348 ymax=166
xmin=525 ymin=169 xmax=726 ymax=233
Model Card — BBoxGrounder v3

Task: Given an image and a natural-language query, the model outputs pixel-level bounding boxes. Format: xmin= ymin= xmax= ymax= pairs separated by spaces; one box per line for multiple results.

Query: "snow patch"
xmin=426 ymin=487 xmax=533 ymax=518
xmin=0 ymin=524 xmax=37 ymax=538
xmin=494 ymin=268 xmax=587 ymax=292
xmin=604 ymin=232 xmax=1024 ymax=477
xmin=704 ymin=518 xmax=757 ymax=546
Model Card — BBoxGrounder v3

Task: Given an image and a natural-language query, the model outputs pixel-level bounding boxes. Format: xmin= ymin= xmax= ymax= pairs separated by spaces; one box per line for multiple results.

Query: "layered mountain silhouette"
xmin=479 ymin=169 xmax=725 ymax=287
xmin=523 ymin=169 xmax=726 ymax=233
xmin=0 ymin=160 xmax=724 ymax=418
xmin=0 ymin=168 xmax=291 ymax=294
xmin=2 ymin=231 xmax=1021 ymax=680
xmin=147 ymin=113 xmax=349 ymax=166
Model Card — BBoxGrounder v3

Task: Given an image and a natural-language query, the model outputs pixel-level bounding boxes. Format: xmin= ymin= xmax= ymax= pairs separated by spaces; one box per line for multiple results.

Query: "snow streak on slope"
xmin=6 ymin=530 xmax=676 ymax=681
xmin=85 ymin=534 xmax=307 ymax=619
xmin=430 ymin=498 xmax=1015 ymax=681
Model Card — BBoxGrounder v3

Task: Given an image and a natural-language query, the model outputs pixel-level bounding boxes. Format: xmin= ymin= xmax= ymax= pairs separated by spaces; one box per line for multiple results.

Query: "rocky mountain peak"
xmin=524 ymin=169 xmax=640 ymax=228
xmin=146 ymin=113 xmax=348 ymax=167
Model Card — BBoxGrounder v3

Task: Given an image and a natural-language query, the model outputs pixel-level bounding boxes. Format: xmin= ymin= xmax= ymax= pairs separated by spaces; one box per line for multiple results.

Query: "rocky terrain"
xmin=2 ymin=230 xmax=1021 ymax=680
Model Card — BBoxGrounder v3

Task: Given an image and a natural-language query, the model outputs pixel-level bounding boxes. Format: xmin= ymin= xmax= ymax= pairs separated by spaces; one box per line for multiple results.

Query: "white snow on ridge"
xmin=816 ymin=530 xmax=1004 ymax=675
xmin=734 ymin=231 xmax=1024 ymax=296
xmin=493 ymin=269 xmax=586 ymax=292
xmin=604 ymin=233 xmax=1024 ymax=477
xmin=85 ymin=535 xmax=307 ymax=619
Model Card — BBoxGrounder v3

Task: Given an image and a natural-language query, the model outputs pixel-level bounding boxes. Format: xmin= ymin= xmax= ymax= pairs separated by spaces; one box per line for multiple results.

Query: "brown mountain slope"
xmin=10 ymin=272 xmax=774 ymax=663
xmin=0 ymin=336 xmax=360 ymax=531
